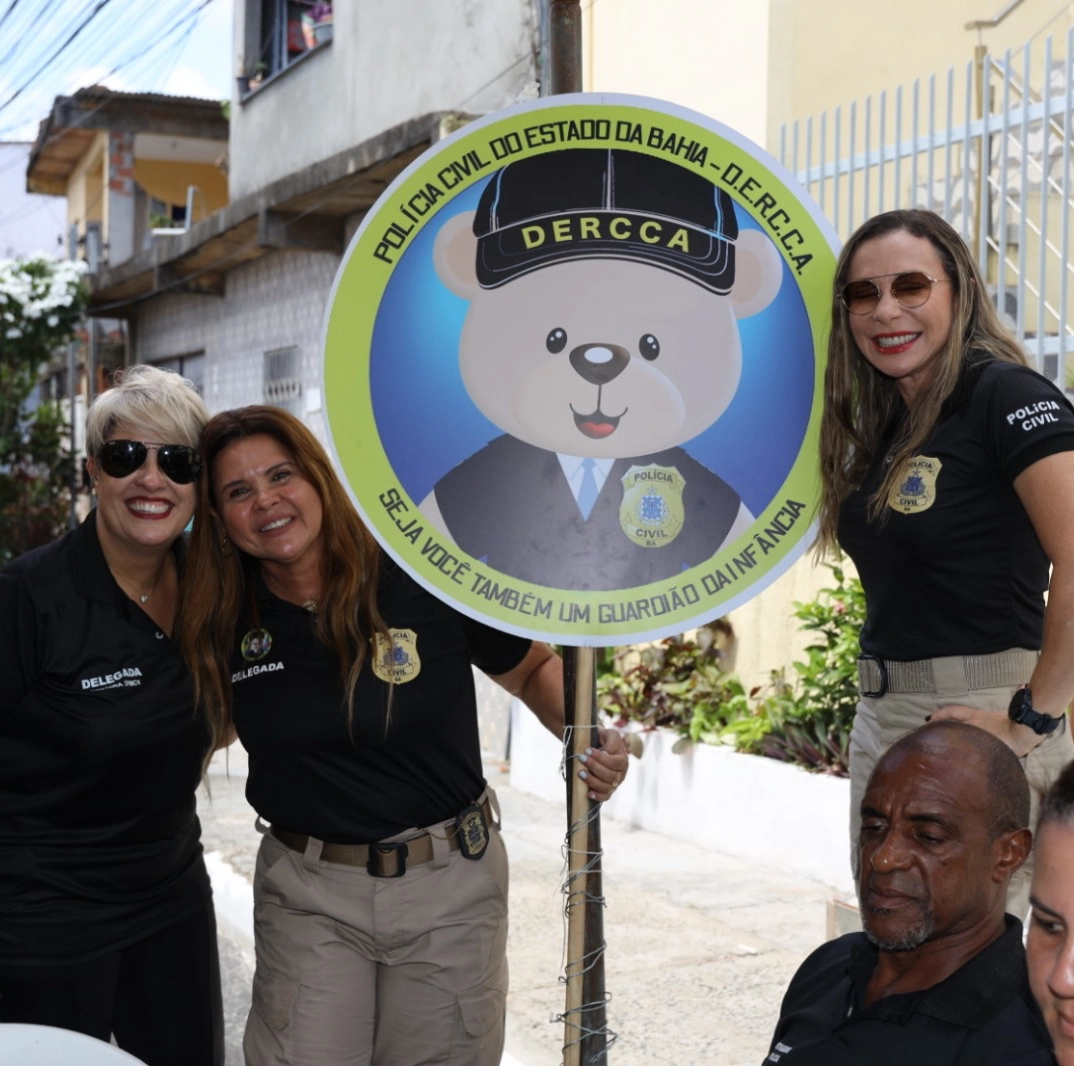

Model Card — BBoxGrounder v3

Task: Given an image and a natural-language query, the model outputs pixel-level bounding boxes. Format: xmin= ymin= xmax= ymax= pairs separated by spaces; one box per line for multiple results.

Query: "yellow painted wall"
xmin=584 ymin=0 xmax=1074 ymax=150
xmin=583 ymin=0 xmax=771 ymax=145
xmin=132 ymin=160 xmax=228 ymax=221
xmin=61 ymin=146 xmax=229 ymax=256
xmin=65 ymin=132 xmax=107 ymax=232
xmin=767 ymin=0 xmax=1074 ymax=147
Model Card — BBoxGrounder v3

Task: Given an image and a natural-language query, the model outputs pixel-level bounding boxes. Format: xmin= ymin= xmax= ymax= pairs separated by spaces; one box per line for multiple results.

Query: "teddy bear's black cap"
xmin=472 ymin=148 xmax=739 ymax=292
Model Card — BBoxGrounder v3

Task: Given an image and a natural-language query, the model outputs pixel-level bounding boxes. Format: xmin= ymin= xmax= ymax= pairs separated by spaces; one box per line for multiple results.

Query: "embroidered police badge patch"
xmin=373 ymin=628 xmax=421 ymax=684
xmin=240 ymin=628 xmax=273 ymax=662
xmin=619 ymin=464 xmax=686 ymax=548
xmin=888 ymin=455 xmax=942 ymax=514
xmin=455 ymin=803 xmax=489 ymax=860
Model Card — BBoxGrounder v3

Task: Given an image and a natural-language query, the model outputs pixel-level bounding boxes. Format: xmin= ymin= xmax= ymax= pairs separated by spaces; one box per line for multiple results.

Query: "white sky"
xmin=161 ymin=0 xmax=232 ymax=101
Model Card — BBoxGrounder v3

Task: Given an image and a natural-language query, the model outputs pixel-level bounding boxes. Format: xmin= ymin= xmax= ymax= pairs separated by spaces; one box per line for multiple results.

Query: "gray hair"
xmin=85 ymin=365 xmax=209 ymax=457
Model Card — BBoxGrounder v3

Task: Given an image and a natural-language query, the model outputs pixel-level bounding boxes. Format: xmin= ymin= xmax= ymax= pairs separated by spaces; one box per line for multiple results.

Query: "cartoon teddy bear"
xmin=418 ymin=147 xmax=783 ymax=591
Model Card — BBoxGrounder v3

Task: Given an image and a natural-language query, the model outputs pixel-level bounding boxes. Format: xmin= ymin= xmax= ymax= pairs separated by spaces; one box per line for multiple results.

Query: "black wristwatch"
xmin=1008 ymin=686 xmax=1063 ymax=735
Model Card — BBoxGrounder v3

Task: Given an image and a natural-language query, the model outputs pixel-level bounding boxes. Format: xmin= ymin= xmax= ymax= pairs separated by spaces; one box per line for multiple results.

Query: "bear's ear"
xmin=730 ymin=229 xmax=784 ymax=319
xmin=433 ymin=210 xmax=481 ymax=299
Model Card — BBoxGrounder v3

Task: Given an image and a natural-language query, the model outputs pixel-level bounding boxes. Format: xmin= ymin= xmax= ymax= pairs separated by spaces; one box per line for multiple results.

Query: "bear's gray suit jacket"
xmin=433 ymin=434 xmax=742 ymax=590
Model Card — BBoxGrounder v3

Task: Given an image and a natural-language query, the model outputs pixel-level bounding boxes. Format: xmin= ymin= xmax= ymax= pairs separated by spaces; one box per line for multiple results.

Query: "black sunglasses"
xmin=838 ymin=271 xmax=948 ymax=315
xmin=98 ymin=440 xmax=202 ymax=485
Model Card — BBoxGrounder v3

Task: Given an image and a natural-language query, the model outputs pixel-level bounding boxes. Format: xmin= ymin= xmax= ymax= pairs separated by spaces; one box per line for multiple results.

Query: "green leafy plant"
xmin=598 ymin=626 xmax=749 ymax=750
xmin=748 ymin=561 xmax=864 ymax=775
xmin=0 ymin=256 xmax=87 ymax=563
xmin=596 ymin=562 xmax=865 ymax=777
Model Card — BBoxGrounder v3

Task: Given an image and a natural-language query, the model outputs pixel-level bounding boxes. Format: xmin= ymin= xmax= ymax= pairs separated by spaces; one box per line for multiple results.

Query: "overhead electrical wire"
xmin=0 ymin=1 xmax=92 ymax=92
xmin=0 ymin=0 xmax=116 ymax=115
xmin=0 ymin=0 xmax=217 ymax=142
xmin=0 ymin=0 xmax=24 ymax=36
xmin=0 ymin=0 xmax=219 ymax=139
xmin=0 ymin=0 xmax=220 ymax=230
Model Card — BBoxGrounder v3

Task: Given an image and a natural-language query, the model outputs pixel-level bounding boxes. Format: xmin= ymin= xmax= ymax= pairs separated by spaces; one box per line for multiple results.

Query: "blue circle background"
xmin=371 ymin=181 xmax=815 ymax=515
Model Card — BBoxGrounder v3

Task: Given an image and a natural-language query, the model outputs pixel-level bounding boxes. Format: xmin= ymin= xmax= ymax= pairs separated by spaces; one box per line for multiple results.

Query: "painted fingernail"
xmin=584 ymin=747 xmax=594 ymax=758
xmin=578 ymin=769 xmax=588 ymax=780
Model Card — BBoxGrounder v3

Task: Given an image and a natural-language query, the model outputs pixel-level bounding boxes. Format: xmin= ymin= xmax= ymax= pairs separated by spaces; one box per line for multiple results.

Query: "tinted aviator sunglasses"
xmin=838 ymin=271 xmax=949 ymax=315
xmin=98 ymin=440 xmax=202 ymax=484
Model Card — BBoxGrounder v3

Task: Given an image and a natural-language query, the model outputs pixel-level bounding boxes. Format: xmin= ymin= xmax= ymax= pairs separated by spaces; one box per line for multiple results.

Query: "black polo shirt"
xmin=838 ymin=359 xmax=1074 ymax=660
xmin=764 ymin=915 xmax=1054 ymax=1065
xmin=0 ymin=512 xmax=209 ymax=966
xmin=231 ymin=558 xmax=531 ymax=843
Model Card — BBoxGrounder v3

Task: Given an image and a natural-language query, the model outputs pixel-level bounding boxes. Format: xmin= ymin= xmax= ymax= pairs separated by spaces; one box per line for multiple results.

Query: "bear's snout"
xmin=569 ymin=342 xmax=630 ymax=385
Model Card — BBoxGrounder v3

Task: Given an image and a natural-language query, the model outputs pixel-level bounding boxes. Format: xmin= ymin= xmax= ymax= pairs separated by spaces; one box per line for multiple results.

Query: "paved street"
xmin=197 ymin=743 xmax=839 ymax=1066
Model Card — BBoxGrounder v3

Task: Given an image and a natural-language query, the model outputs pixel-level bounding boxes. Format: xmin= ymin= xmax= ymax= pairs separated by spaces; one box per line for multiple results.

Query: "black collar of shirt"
xmin=878 ymin=353 xmax=994 ymax=442
xmin=939 ymin=352 xmax=994 ymax=420
xmin=68 ymin=510 xmax=121 ymax=604
xmin=844 ymin=914 xmax=1030 ymax=1029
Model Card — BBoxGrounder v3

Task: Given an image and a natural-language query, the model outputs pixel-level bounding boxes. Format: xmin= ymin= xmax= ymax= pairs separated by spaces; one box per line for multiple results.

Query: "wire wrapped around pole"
xmin=560 ymin=648 xmax=609 ymax=1064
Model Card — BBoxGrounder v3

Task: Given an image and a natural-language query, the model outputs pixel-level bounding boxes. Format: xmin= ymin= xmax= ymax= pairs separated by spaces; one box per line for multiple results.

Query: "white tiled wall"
xmin=135 ymin=249 xmax=340 ymax=445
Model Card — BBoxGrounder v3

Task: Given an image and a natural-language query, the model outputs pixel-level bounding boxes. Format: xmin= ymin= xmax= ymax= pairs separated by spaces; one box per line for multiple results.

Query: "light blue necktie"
xmin=577 ymin=458 xmax=599 ymax=520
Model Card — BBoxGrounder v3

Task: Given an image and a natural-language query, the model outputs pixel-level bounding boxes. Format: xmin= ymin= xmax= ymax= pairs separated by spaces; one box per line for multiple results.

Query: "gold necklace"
xmin=112 ymin=566 xmax=166 ymax=605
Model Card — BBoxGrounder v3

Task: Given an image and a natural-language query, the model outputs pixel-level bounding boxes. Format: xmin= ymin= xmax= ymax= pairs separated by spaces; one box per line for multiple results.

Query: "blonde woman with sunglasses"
xmin=0 ymin=366 xmax=223 ymax=1063
xmin=816 ymin=209 xmax=1074 ymax=915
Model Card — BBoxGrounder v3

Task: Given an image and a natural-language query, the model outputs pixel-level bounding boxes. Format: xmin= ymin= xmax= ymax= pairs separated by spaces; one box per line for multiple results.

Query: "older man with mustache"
xmin=764 ymin=721 xmax=1052 ymax=1065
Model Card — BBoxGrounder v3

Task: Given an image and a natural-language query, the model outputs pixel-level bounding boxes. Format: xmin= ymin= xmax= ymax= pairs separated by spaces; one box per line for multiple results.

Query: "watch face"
xmin=1009 ymin=688 xmax=1029 ymax=722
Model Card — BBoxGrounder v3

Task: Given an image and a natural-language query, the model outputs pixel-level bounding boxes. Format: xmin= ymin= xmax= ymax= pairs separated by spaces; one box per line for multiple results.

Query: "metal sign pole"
xmin=562 ymin=646 xmax=608 ymax=1064
xmin=546 ymin=2 xmax=608 ymax=1064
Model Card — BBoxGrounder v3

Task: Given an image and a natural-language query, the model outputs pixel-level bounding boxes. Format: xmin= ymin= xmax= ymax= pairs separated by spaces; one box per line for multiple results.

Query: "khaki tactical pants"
xmin=243 ymin=801 xmax=509 ymax=1066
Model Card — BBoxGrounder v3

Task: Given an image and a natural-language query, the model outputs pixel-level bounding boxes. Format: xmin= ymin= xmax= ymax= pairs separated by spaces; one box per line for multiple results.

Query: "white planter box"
xmin=509 ymin=700 xmax=854 ymax=893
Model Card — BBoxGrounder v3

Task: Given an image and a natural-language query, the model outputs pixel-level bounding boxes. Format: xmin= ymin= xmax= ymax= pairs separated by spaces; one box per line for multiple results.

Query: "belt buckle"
xmin=860 ymin=653 xmax=888 ymax=699
xmin=367 ymin=842 xmax=409 ymax=878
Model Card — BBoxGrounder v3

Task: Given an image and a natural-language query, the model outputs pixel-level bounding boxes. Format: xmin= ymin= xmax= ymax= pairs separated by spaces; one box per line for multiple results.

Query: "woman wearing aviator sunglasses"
xmin=816 ymin=209 xmax=1074 ymax=915
xmin=0 ymin=365 xmax=223 ymax=1062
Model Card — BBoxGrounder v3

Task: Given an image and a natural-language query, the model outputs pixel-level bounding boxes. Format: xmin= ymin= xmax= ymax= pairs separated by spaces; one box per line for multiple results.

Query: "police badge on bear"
xmin=322 ymin=94 xmax=837 ymax=646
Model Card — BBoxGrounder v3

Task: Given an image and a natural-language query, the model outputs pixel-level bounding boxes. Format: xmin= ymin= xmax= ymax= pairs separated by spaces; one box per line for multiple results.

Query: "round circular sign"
xmin=323 ymin=93 xmax=839 ymax=645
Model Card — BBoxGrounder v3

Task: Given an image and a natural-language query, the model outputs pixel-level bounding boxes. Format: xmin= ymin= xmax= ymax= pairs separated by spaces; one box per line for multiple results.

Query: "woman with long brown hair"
xmin=178 ymin=405 xmax=628 ymax=1066
xmin=816 ymin=209 xmax=1074 ymax=912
